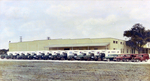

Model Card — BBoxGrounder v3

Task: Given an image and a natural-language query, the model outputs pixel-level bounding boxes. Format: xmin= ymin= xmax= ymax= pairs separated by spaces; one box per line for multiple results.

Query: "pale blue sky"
xmin=1 ymin=0 xmax=150 ymax=49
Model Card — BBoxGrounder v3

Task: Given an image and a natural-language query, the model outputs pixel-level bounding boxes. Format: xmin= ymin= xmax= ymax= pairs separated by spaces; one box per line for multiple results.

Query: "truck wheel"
xmin=145 ymin=59 xmax=148 ymax=62
xmin=71 ymin=58 xmax=74 ymax=60
xmin=90 ymin=58 xmax=94 ymax=61
xmin=117 ymin=59 xmax=120 ymax=62
xmin=61 ymin=57 xmax=65 ymax=60
xmin=53 ymin=57 xmax=57 ymax=60
xmin=136 ymin=59 xmax=140 ymax=62
xmin=97 ymin=58 xmax=101 ymax=61
xmin=126 ymin=59 xmax=129 ymax=62
xmin=122 ymin=59 xmax=126 ymax=62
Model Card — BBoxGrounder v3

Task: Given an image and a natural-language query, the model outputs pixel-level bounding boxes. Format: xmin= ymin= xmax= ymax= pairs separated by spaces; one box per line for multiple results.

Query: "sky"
xmin=1 ymin=0 xmax=150 ymax=49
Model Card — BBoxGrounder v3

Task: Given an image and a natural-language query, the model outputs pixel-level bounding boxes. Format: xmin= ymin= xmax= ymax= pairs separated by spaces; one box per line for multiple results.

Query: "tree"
xmin=124 ymin=23 xmax=150 ymax=54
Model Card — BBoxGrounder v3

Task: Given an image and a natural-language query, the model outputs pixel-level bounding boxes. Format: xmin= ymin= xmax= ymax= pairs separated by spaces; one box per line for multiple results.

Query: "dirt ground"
xmin=0 ymin=60 xmax=150 ymax=81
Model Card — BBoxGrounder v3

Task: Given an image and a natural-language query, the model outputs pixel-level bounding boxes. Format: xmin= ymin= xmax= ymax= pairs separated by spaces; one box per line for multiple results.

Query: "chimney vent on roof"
xmin=20 ymin=36 xmax=22 ymax=42
xmin=47 ymin=37 xmax=50 ymax=40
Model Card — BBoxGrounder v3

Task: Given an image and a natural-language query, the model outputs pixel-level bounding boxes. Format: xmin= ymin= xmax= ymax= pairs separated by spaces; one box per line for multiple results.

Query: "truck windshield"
xmin=57 ymin=53 xmax=60 ymax=55
xmin=90 ymin=53 xmax=94 ymax=56
xmin=63 ymin=53 xmax=67 ymax=56
xmin=109 ymin=54 xmax=118 ymax=56
xmin=74 ymin=54 xmax=77 ymax=56
xmin=83 ymin=53 xmax=86 ymax=56
xmin=127 ymin=55 xmax=130 ymax=57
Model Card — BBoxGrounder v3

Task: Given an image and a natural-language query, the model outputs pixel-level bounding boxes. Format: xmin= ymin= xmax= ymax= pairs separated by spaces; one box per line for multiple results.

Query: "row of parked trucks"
xmin=0 ymin=50 xmax=149 ymax=62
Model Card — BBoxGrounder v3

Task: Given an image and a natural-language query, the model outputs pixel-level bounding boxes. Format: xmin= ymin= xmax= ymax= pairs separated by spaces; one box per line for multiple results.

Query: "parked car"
xmin=134 ymin=54 xmax=149 ymax=62
xmin=104 ymin=54 xmax=118 ymax=61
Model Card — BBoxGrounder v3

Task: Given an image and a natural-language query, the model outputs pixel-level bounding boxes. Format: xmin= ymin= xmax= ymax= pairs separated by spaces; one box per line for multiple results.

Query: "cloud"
xmin=129 ymin=8 xmax=150 ymax=20
xmin=1 ymin=6 xmax=30 ymax=20
xmin=1 ymin=0 xmax=150 ymax=49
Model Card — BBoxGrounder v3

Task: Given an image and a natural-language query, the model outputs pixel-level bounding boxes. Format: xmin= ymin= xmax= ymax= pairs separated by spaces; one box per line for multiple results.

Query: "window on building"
xmin=106 ymin=48 xmax=108 ymax=50
xmin=94 ymin=48 xmax=98 ymax=50
xmin=121 ymin=49 xmax=122 ymax=53
xmin=132 ymin=49 xmax=134 ymax=54
xmin=113 ymin=41 xmax=115 ymax=43
xmin=146 ymin=49 xmax=148 ymax=53
xmin=123 ymin=49 xmax=124 ymax=53
xmin=79 ymin=48 xmax=83 ymax=50
xmin=116 ymin=41 xmax=118 ymax=44
xmin=127 ymin=49 xmax=128 ymax=53
xmin=120 ymin=42 xmax=122 ymax=44
xmin=64 ymin=48 xmax=70 ymax=50
xmin=113 ymin=48 xmax=115 ymax=50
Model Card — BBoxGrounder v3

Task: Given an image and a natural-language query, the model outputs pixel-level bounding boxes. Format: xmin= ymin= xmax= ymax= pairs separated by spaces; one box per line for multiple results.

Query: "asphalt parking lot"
xmin=0 ymin=59 xmax=150 ymax=81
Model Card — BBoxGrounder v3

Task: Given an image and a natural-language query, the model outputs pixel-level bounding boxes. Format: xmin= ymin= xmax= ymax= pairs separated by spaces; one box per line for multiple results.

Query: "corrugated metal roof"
xmin=44 ymin=43 xmax=109 ymax=48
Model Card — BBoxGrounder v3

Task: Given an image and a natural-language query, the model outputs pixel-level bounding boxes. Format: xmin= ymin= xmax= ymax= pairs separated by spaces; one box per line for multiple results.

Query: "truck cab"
xmin=26 ymin=52 xmax=32 ymax=59
xmin=95 ymin=51 xmax=105 ymax=61
xmin=43 ymin=51 xmax=53 ymax=60
xmin=37 ymin=51 xmax=45 ymax=60
xmin=31 ymin=52 xmax=38 ymax=59
xmin=5 ymin=52 xmax=13 ymax=59
xmin=17 ymin=52 xmax=26 ymax=59
xmin=115 ymin=54 xmax=137 ymax=62
xmin=104 ymin=54 xmax=118 ymax=61
xmin=134 ymin=54 xmax=149 ymax=62
xmin=60 ymin=51 xmax=67 ymax=60
xmin=85 ymin=51 xmax=97 ymax=61
xmin=114 ymin=54 xmax=126 ymax=62
xmin=76 ymin=51 xmax=88 ymax=60
xmin=123 ymin=54 xmax=137 ymax=62
xmin=67 ymin=51 xmax=77 ymax=60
